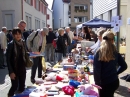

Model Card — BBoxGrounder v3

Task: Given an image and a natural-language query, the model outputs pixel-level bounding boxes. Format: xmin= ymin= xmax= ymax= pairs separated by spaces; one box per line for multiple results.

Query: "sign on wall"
xmin=111 ymin=15 xmax=122 ymax=32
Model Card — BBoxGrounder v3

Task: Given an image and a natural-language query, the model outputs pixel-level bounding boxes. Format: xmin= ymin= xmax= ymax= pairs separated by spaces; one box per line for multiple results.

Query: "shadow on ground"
xmin=115 ymin=85 xmax=130 ymax=97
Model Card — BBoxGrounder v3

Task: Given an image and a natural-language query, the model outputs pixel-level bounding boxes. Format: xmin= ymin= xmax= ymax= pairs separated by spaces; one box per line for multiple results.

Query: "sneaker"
xmin=31 ymin=79 xmax=35 ymax=84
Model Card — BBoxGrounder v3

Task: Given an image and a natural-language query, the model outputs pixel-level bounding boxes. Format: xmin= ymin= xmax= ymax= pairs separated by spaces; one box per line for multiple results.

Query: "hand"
xmin=33 ymin=52 xmax=40 ymax=54
xmin=10 ymin=73 xmax=16 ymax=80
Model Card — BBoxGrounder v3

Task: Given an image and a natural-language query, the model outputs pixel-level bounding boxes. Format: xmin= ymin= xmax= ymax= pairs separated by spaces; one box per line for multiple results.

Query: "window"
xmin=36 ymin=0 xmax=39 ymax=10
xmin=35 ymin=18 xmax=40 ymax=30
xmin=74 ymin=17 xmax=88 ymax=23
xmin=2 ymin=10 xmax=15 ymax=30
xmin=47 ymin=14 xmax=50 ymax=19
xmin=25 ymin=13 xmax=32 ymax=30
xmin=42 ymin=21 xmax=45 ymax=27
xmin=26 ymin=0 xmax=31 ymax=5
xmin=74 ymin=4 xmax=88 ymax=12
xmin=69 ymin=17 xmax=71 ymax=24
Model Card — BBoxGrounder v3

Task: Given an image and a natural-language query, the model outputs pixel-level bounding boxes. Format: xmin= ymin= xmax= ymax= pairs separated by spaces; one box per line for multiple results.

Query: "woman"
xmin=93 ymin=30 xmax=127 ymax=97
xmin=82 ymin=26 xmax=91 ymax=41
xmin=55 ymin=28 xmax=66 ymax=62
xmin=6 ymin=27 xmax=27 ymax=97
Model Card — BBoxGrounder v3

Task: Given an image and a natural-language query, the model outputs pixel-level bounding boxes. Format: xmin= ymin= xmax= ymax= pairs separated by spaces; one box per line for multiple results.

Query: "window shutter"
xmin=31 ymin=0 xmax=33 ymax=6
xmin=39 ymin=1 xmax=40 ymax=11
xmin=34 ymin=0 xmax=36 ymax=8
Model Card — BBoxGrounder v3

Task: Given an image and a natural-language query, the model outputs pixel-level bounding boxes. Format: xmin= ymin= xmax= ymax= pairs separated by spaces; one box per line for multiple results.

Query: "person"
xmin=26 ymin=27 xmax=49 ymax=83
xmin=82 ymin=26 xmax=91 ymax=41
xmin=18 ymin=20 xmax=27 ymax=40
xmin=89 ymin=28 xmax=98 ymax=43
xmin=6 ymin=27 xmax=27 ymax=97
xmin=7 ymin=30 xmax=13 ymax=43
xmin=0 ymin=27 xmax=7 ymax=69
xmin=46 ymin=27 xmax=56 ymax=62
xmin=93 ymin=30 xmax=127 ymax=97
xmin=55 ymin=28 xmax=66 ymax=62
xmin=86 ymin=28 xmax=106 ymax=54
xmin=64 ymin=27 xmax=78 ymax=54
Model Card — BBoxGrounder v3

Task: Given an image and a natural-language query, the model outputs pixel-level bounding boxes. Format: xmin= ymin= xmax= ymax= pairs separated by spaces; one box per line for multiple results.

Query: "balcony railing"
xmin=75 ymin=9 xmax=88 ymax=13
xmin=68 ymin=11 xmax=71 ymax=15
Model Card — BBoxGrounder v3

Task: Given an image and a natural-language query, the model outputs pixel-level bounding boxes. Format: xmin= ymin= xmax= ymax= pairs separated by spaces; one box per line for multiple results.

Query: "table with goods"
xmin=13 ymin=42 xmax=101 ymax=97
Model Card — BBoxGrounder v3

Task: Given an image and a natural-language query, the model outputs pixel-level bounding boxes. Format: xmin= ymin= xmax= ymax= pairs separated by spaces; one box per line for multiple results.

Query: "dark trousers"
xmin=31 ymin=57 xmax=42 ymax=79
xmin=8 ymin=72 xmax=26 ymax=96
xmin=0 ymin=48 xmax=4 ymax=67
xmin=99 ymin=79 xmax=119 ymax=97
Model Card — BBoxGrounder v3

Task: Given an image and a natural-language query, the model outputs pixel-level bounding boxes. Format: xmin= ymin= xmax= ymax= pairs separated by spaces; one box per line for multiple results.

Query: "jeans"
xmin=8 ymin=72 xmax=26 ymax=96
xmin=0 ymin=47 xmax=4 ymax=67
xmin=57 ymin=53 xmax=63 ymax=62
xmin=31 ymin=57 xmax=42 ymax=79
xmin=45 ymin=43 xmax=54 ymax=61
xmin=99 ymin=79 xmax=119 ymax=97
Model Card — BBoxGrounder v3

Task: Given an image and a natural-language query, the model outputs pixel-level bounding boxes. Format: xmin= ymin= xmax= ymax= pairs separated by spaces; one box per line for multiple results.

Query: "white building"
xmin=52 ymin=0 xmax=69 ymax=30
xmin=0 ymin=0 xmax=48 ymax=30
xmin=93 ymin=0 xmax=117 ymax=21
xmin=47 ymin=8 xmax=53 ymax=28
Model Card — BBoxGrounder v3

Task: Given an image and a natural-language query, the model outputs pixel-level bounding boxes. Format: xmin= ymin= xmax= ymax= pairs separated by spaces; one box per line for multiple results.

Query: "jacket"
xmin=26 ymin=31 xmax=46 ymax=53
xmin=55 ymin=35 xmax=66 ymax=53
xmin=0 ymin=31 xmax=7 ymax=49
xmin=46 ymin=31 xmax=56 ymax=44
xmin=93 ymin=51 xmax=127 ymax=86
xmin=6 ymin=40 xmax=26 ymax=75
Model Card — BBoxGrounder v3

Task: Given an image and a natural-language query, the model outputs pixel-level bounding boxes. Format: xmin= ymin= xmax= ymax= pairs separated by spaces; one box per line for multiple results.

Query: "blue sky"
xmin=46 ymin=0 xmax=53 ymax=9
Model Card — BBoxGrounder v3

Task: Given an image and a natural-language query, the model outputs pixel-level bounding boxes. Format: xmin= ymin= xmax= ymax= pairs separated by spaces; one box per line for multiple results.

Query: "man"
xmin=64 ymin=27 xmax=78 ymax=54
xmin=26 ymin=27 xmax=49 ymax=83
xmin=18 ymin=20 xmax=27 ymax=40
xmin=46 ymin=27 xmax=56 ymax=62
xmin=0 ymin=27 xmax=7 ymax=69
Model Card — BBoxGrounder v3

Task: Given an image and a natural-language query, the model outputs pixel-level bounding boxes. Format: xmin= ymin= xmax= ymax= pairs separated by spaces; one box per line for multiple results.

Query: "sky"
xmin=46 ymin=0 xmax=53 ymax=9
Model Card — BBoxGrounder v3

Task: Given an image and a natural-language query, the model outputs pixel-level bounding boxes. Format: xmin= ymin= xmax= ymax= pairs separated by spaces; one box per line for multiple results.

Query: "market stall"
xmin=13 ymin=43 xmax=100 ymax=97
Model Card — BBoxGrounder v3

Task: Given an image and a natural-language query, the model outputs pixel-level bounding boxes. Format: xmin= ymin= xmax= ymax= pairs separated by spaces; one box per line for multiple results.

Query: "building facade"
xmin=52 ymin=0 xmax=90 ymax=30
xmin=0 ymin=0 xmax=48 ymax=30
xmin=47 ymin=8 xmax=53 ymax=28
xmin=93 ymin=0 xmax=117 ymax=21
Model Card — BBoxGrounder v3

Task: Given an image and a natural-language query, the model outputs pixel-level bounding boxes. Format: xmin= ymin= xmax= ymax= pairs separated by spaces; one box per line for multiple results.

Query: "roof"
xmin=42 ymin=0 xmax=48 ymax=6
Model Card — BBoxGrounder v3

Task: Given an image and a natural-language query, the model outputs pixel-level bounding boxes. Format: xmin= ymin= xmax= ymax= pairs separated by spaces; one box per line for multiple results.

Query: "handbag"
xmin=23 ymin=41 xmax=33 ymax=67
xmin=25 ymin=52 xmax=33 ymax=67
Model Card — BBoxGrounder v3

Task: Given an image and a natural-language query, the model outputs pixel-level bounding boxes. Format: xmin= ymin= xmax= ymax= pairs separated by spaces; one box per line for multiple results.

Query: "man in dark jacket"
xmin=46 ymin=27 xmax=56 ymax=62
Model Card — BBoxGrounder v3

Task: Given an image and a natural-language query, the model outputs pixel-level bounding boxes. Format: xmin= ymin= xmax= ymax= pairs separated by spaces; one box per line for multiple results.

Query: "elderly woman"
xmin=26 ymin=27 xmax=49 ymax=83
xmin=55 ymin=28 xmax=66 ymax=62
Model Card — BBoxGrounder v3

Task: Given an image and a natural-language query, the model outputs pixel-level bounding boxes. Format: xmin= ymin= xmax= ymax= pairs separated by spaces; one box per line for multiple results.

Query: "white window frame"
xmin=2 ymin=10 xmax=15 ymax=30
xmin=25 ymin=13 xmax=32 ymax=30
xmin=74 ymin=16 xmax=88 ymax=23
xmin=35 ymin=17 xmax=40 ymax=30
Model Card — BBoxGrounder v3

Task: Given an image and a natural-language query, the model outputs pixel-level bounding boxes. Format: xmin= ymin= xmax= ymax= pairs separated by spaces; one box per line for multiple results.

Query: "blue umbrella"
xmin=83 ymin=17 xmax=112 ymax=28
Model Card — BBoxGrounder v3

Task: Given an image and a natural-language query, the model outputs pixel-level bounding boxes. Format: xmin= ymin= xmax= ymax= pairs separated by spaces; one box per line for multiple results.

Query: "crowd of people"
xmin=0 ymin=20 xmax=128 ymax=97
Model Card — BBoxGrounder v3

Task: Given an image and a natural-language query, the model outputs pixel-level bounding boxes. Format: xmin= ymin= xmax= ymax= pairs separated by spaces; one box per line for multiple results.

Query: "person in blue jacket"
xmin=93 ymin=30 xmax=127 ymax=97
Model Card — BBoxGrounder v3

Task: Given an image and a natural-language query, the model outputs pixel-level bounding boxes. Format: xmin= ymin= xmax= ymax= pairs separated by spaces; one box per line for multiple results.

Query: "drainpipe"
xmin=63 ymin=3 xmax=64 ymax=28
xmin=117 ymin=0 xmax=120 ymax=51
xmin=21 ymin=0 xmax=23 ymax=20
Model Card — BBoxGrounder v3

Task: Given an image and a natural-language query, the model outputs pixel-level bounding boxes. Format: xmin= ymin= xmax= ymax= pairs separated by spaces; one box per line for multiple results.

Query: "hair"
xmin=83 ymin=26 xmax=89 ymax=34
xmin=65 ymin=27 xmax=70 ymax=30
xmin=12 ymin=27 xmax=22 ymax=35
xmin=97 ymin=28 xmax=106 ymax=36
xmin=2 ymin=27 xmax=7 ymax=31
xmin=98 ymin=30 xmax=116 ymax=62
xmin=49 ymin=27 xmax=53 ymax=31
xmin=58 ymin=28 xmax=64 ymax=35
xmin=18 ymin=20 xmax=26 ymax=25
xmin=41 ymin=27 xmax=49 ymax=35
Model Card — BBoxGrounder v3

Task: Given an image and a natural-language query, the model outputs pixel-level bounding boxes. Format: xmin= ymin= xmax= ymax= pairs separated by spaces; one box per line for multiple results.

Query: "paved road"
xmin=0 ymin=64 xmax=130 ymax=97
